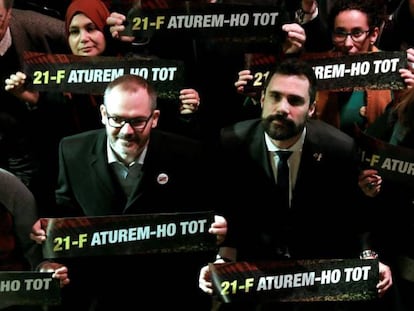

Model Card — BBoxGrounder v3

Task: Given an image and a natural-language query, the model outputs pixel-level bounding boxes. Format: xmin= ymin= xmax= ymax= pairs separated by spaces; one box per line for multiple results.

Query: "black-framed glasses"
xmin=332 ymin=29 xmax=370 ymax=43
xmin=106 ymin=113 xmax=153 ymax=131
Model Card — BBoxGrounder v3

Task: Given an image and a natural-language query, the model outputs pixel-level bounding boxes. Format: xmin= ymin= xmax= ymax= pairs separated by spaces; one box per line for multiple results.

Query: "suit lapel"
xmin=89 ymin=132 xmax=119 ymax=210
xmin=249 ymin=124 xmax=274 ymax=180
xmin=293 ymin=122 xmax=324 ymax=201
xmin=123 ymin=131 xmax=161 ymax=211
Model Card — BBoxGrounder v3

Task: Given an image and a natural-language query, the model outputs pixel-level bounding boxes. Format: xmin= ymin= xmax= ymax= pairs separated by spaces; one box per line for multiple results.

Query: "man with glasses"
xmin=30 ymin=74 xmax=224 ymax=311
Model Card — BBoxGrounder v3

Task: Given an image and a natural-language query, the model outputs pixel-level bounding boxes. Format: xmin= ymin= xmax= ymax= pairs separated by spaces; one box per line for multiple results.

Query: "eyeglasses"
xmin=332 ymin=29 xmax=370 ymax=43
xmin=106 ymin=113 xmax=153 ymax=131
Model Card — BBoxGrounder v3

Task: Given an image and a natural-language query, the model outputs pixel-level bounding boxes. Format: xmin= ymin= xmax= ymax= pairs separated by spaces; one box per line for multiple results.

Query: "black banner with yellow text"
xmin=23 ymin=52 xmax=185 ymax=99
xmin=41 ymin=211 xmax=216 ymax=258
xmin=211 ymin=258 xmax=378 ymax=303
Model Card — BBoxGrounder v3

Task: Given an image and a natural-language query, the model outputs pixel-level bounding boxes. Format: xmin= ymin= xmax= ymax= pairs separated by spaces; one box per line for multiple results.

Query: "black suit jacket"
xmin=55 ymin=128 xmax=208 ymax=216
xmin=218 ymin=119 xmax=370 ymax=261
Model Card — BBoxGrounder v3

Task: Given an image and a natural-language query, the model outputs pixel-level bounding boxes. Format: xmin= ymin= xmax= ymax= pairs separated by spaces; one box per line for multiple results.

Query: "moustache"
xmin=268 ymin=114 xmax=289 ymax=123
xmin=117 ymin=134 xmax=138 ymax=141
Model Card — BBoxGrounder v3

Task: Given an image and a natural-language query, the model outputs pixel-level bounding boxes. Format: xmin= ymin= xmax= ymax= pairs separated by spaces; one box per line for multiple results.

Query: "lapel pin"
xmin=313 ymin=153 xmax=322 ymax=161
xmin=157 ymin=173 xmax=169 ymax=185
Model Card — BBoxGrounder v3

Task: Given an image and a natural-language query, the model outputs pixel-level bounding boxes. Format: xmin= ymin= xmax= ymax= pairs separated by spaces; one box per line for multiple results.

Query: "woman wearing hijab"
xmin=3 ymin=0 xmax=113 ymax=215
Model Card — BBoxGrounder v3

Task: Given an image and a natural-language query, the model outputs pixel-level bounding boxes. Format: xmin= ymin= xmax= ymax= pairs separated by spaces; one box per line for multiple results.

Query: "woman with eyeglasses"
xmin=300 ymin=0 xmax=414 ymax=136
xmin=313 ymin=0 xmax=414 ymax=137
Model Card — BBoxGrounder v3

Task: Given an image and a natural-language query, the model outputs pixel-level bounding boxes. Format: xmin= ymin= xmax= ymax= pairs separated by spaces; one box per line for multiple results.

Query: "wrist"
xmin=360 ymin=249 xmax=378 ymax=259
xmin=215 ymin=254 xmax=233 ymax=263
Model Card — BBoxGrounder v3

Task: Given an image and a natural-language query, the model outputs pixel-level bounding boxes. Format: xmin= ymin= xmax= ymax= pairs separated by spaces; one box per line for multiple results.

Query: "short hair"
xmin=104 ymin=74 xmax=157 ymax=110
xmin=327 ymin=0 xmax=386 ymax=31
xmin=263 ymin=57 xmax=317 ymax=104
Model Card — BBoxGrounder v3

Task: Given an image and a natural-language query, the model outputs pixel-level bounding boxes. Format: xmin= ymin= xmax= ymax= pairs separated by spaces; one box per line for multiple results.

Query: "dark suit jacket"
xmin=217 ymin=118 xmax=370 ymax=262
xmin=53 ymin=129 xmax=215 ymax=311
xmin=55 ymin=128 xmax=208 ymax=216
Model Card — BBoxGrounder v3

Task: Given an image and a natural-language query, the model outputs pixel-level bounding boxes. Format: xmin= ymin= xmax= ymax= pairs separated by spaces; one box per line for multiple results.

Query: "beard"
xmin=262 ymin=113 xmax=305 ymax=141
xmin=110 ymin=132 xmax=147 ymax=162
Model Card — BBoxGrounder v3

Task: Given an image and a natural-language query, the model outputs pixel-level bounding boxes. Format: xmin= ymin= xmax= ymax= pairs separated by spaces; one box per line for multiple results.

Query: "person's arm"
xmin=357 ymin=169 xmax=392 ymax=297
xmin=30 ymin=219 xmax=70 ymax=287
xmin=200 ymin=215 xmax=231 ymax=295
xmin=358 ymin=248 xmax=393 ymax=297
xmin=295 ymin=0 xmax=333 ymax=52
xmin=199 ymin=246 xmax=237 ymax=295
xmin=0 ymin=169 xmax=41 ymax=269
xmin=5 ymin=71 xmax=40 ymax=108
xmin=209 ymin=215 xmax=227 ymax=245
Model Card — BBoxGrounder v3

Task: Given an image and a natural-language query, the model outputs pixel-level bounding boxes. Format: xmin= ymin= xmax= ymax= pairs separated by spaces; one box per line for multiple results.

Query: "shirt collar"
xmin=0 ymin=27 xmax=12 ymax=56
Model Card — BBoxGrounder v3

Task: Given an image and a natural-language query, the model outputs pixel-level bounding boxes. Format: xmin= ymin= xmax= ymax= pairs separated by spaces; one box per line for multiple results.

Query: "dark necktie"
xmin=276 ymin=151 xmax=292 ymax=209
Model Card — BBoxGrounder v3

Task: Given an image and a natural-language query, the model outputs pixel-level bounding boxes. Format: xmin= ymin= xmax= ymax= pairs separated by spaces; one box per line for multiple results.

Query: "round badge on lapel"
xmin=157 ymin=173 xmax=169 ymax=185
